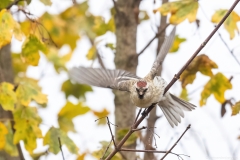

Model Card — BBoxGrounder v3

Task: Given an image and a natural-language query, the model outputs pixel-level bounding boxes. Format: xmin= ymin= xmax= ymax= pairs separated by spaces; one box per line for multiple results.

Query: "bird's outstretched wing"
xmin=69 ymin=67 xmax=141 ymax=92
xmin=146 ymin=27 xmax=176 ymax=80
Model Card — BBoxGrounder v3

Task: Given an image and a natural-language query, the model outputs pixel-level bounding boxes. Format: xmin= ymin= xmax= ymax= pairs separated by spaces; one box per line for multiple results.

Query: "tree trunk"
xmin=143 ymin=0 xmax=168 ymax=159
xmin=113 ymin=0 xmax=140 ymax=159
xmin=0 ymin=45 xmax=24 ymax=160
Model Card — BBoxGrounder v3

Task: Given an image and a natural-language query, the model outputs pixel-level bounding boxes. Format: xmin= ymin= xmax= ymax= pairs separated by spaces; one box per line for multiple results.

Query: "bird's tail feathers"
xmin=158 ymin=93 xmax=196 ymax=127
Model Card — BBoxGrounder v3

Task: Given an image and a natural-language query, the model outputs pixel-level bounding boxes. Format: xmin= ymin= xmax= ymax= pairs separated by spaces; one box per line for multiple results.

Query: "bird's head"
xmin=134 ymin=80 xmax=149 ymax=99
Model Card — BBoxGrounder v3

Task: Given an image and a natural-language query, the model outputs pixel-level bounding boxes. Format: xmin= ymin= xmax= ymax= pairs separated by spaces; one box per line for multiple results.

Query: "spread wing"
xmin=69 ymin=67 xmax=141 ymax=92
xmin=146 ymin=27 xmax=176 ymax=80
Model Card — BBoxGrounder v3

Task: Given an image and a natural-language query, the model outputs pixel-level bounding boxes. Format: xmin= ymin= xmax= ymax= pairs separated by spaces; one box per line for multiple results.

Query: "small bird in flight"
xmin=69 ymin=27 xmax=196 ymax=127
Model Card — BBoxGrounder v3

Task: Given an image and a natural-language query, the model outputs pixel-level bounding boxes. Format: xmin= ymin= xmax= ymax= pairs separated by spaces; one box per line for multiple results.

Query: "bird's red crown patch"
xmin=137 ymin=81 xmax=147 ymax=87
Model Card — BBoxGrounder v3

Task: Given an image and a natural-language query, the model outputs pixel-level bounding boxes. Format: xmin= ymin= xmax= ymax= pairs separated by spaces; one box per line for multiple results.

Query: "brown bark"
xmin=113 ymin=0 xmax=140 ymax=159
xmin=143 ymin=0 xmax=168 ymax=159
xmin=0 ymin=45 xmax=24 ymax=160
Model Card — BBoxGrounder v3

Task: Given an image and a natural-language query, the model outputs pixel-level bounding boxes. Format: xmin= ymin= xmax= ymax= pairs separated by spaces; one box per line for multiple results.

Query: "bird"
xmin=69 ymin=27 xmax=196 ymax=127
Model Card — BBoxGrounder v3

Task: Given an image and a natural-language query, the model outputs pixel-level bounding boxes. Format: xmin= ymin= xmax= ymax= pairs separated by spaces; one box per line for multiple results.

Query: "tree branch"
xmin=138 ymin=23 xmax=170 ymax=56
xmin=58 ymin=137 xmax=65 ymax=160
xmin=107 ymin=117 xmax=117 ymax=148
xmin=160 ymin=124 xmax=191 ymax=160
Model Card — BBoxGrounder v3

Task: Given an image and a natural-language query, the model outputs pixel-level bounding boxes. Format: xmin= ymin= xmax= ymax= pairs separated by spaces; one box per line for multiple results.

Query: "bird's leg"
xmin=141 ymin=103 xmax=157 ymax=117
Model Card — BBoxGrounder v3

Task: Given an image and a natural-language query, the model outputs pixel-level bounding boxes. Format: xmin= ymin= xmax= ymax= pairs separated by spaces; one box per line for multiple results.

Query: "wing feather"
xmin=69 ymin=67 xmax=141 ymax=92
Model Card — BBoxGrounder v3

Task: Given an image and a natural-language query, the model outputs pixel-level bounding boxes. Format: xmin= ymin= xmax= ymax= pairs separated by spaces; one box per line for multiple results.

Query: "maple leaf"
xmin=0 ymin=9 xmax=23 ymax=48
xmin=93 ymin=108 xmax=110 ymax=125
xmin=13 ymin=106 xmax=42 ymax=153
xmin=180 ymin=88 xmax=189 ymax=101
xmin=155 ymin=0 xmax=199 ymax=24
xmin=117 ymin=128 xmax=138 ymax=146
xmin=0 ymin=122 xmax=8 ymax=149
xmin=21 ymin=35 xmax=46 ymax=66
xmin=4 ymin=121 xmax=18 ymax=156
xmin=47 ymin=48 xmax=72 ymax=73
xmin=180 ymin=54 xmax=218 ymax=88
xmin=212 ymin=10 xmax=240 ymax=39
xmin=40 ymin=0 xmax=52 ymax=6
xmin=0 ymin=82 xmax=17 ymax=111
xmin=86 ymin=46 xmax=96 ymax=60
xmin=58 ymin=101 xmax=90 ymax=132
xmin=15 ymin=77 xmax=48 ymax=106
xmin=232 ymin=101 xmax=240 ymax=116
xmin=43 ymin=127 xmax=78 ymax=154
xmin=169 ymin=35 xmax=186 ymax=53
xmin=61 ymin=79 xmax=93 ymax=99
xmin=12 ymin=53 xmax=29 ymax=76
xmin=200 ymin=73 xmax=232 ymax=106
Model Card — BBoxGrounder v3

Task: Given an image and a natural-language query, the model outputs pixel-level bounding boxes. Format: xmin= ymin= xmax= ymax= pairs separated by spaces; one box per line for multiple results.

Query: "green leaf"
xmin=13 ymin=106 xmax=42 ymax=153
xmin=93 ymin=108 xmax=110 ymax=125
xmin=12 ymin=53 xmax=28 ymax=76
xmin=0 ymin=0 xmax=12 ymax=10
xmin=40 ymin=0 xmax=52 ymax=6
xmin=4 ymin=121 xmax=18 ymax=156
xmin=61 ymin=79 xmax=93 ymax=99
xmin=0 ymin=122 xmax=8 ymax=149
xmin=155 ymin=0 xmax=199 ymax=24
xmin=169 ymin=35 xmax=186 ymax=53
xmin=0 ymin=82 xmax=17 ymax=111
xmin=58 ymin=101 xmax=90 ymax=132
xmin=232 ymin=101 xmax=240 ymax=116
xmin=180 ymin=54 xmax=218 ymax=88
xmin=211 ymin=10 xmax=240 ymax=39
xmin=117 ymin=128 xmax=138 ymax=146
xmin=139 ymin=10 xmax=150 ymax=23
xmin=21 ymin=35 xmax=46 ymax=66
xmin=16 ymin=77 xmax=48 ymax=106
xmin=200 ymin=73 xmax=232 ymax=106
xmin=46 ymin=48 xmax=72 ymax=73
xmin=43 ymin=127 xmax=78 ymax=154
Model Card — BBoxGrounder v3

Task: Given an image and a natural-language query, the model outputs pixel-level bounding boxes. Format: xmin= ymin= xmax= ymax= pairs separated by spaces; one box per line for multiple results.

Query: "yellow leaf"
xmin=46 ymin=48 xmax=72 ymax=73
xmin=21 ymin=35 xmax=46 ymax=66
xmin=0 ymin=9 xmax=15 ymax=48
xmin=12 ymin=53 xmax=29 ymax=76
xmin=169 ymin=35 xmax=186 ymax=53
xmin=180 ymin=88 xmax=189 ymax=101
xmin=0 ymin=82 xmax=17 ymax=111
xmin=13 ymin=106 xmax=42 ymax=153
xmin=40 ymin=0 xmax=52 ymax=6
xmin=58 ymin=101 xmax=90 ymax=132
xmin=4 ymin=121 xmax=18 ymax=156
xmin=211 ymin=10 xmax=240 ymax=39
xmin=16 ymin=77 xmax=48 ymax=106
xmin=43 ymin=127 xmax=78 ymax=154
xmin=13 ymin=21 xmax=24 ymax=41
xmin=200 ymin=73 xmax=232 ymax=106
xmin=232 ymin=101 xmax=240 ymax=116
xmin=77 ymin=153 xmax=86 ymax=160
xmin=180 ymin=54 xmax=218 ymax=88
xmin=93 ymin=108 xmax=110 ymax=125
xmin=86 ymin=46 xmax=96 ymax=60
xmin=0 ymin=122 xmax=8 ymax=149
xmin=155 ymin=0 xmax=199 ymax=24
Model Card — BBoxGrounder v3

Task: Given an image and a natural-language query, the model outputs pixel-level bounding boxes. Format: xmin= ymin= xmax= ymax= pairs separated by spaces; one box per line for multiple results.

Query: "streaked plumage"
xmin=69 ymin=27 xmax=196 ymax=127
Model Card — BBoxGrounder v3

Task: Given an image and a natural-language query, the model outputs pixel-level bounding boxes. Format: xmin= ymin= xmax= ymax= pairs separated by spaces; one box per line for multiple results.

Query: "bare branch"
xmin=160 ymin=124 xmax=191 ymax=160
xmin=138 ymin=23 xmax=170 ymax=56
xmin=217 ymin=32 xmax=240 ymax=67
xmin=58 ymin=137 xmax=65 ymax=160
xmin=107 ymin=117 xmax=117 ymax=148
xmin=101 ymin=139 xmax=113 ymax=160
xmin=134 ymin=108 xmax=142 ymax=123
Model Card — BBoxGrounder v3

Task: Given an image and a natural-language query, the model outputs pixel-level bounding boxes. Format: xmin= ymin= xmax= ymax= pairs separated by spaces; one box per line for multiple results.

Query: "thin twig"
xmin=132 ymin=126 xmax=147 ymax=132
xmin=58 ymin=137 xmax=65 ymax=160
xmin=138 ymin=23 xmax=170 ymax=56
xmin=105 ymin=1 xmax=240 ymax=159
xmin=6 ymin=0 xmax=21 ymax=10
xmin=160 ymin=124 xmax=191 ymax=160
xmin=107 ymin=117 xmax=117 ymax=148
xmin=218 ymin=32 xmax=240 ymax=67
xmin=101 ymin=139 xmax=113 ymax=160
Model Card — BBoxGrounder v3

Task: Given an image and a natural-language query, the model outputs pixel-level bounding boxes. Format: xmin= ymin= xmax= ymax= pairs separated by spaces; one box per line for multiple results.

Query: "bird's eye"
xmin=143 ymin=89 xmax=148 ymax=92
xmin=136 ymin=88 xmax=139 ymax=92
